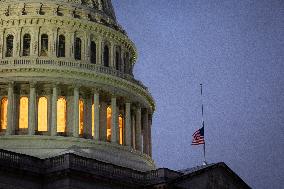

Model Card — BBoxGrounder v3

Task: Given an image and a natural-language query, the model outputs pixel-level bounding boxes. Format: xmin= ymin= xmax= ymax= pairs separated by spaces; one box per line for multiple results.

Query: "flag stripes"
xmin=191 ymin=126 xmax=205 ymax=145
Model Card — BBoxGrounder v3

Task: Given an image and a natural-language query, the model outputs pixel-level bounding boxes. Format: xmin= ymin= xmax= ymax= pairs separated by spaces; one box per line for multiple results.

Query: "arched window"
xmin=75 ymin=37 xmax=82 ymax=60
xmin=0 ymin=98 xmax=8 ymax=131
xmin=90 ymin=41 xmax=96 ymax=64
xmin=58 ymin=35 xmax=65 ymax=57
xmin=116 ymin=51 xmax=120 ymax=71
xmin=79 ymin=99 xmax=84 ymax=135
xmin=103 ymin=45 xmax=109 ymax=67
xmin=119 ymin=114 xmax=124 ymax=145
xmin=38 ymin=97 xmax=48 ymax=132
xmin=107 ymin=107 xmax=111 ymax=141
xmin=40 ymin=34 xmax=48 ymax=56
xmin=19 ymin=97 xmax=29 ymax=129
xmin=5 ymin=35 xmax=14 ymax=57
xmin=57 ymin=97 xmax=66 ymax=133
xmin=22 ymin=34 xmax=31 ymax=56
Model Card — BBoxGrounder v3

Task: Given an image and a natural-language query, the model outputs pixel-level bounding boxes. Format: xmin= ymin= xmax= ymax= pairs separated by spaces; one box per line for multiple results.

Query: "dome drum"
xmin=0 ymin=0 xmax=155 ymax=172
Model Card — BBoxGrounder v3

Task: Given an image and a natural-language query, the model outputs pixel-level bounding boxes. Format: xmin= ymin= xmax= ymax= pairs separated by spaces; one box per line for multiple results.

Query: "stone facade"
xmin=0 ymin=0 xmax=154 ymax=171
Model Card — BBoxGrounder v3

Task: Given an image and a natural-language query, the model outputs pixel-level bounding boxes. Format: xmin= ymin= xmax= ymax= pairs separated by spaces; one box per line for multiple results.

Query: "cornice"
xmin=0 ymin=67 xmax=155 ymax=110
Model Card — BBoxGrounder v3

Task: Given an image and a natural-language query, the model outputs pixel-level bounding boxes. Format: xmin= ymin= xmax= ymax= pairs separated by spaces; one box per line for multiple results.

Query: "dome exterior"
xmin=0 ymin=0 xmax=155 ymax=171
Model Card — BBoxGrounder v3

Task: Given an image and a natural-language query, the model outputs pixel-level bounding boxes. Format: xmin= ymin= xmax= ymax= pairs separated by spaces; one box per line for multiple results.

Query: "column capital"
xmin=29 ymin=81 xmax=37 ymax=88
xmin=92 ymin=88 xmax=101 ymax=94
xmin=8 ymin=82 xmax=14 ymax=88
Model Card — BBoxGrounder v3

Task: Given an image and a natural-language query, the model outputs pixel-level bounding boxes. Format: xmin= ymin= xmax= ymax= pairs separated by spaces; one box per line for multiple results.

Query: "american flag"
xmin=191 ymin=125 xmax=205 ymax=145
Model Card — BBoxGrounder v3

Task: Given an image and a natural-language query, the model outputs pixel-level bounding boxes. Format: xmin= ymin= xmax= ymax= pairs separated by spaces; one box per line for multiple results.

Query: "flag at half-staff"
xmin=191 ymin=122 xmax=205 ymax=145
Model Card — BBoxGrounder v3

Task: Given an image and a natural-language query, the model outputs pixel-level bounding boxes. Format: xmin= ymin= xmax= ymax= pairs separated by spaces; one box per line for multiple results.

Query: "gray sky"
xmin=113 ymin=1 xmax=284 ymax=188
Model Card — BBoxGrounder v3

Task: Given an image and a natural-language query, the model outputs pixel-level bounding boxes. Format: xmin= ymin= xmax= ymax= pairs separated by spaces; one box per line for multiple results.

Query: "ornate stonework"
xmin=0 ymin=0 xmax=155 ymax=171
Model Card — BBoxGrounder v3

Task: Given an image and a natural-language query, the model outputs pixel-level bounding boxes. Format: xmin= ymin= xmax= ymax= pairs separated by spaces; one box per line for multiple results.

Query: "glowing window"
xmin=92 ymin=104 xmax=94 ymax=137
xmin=57 ymin=97 xmax=66 ymax=132
xmin=79 ymin=100 xmax=84 ymax=135
xmin=23 ymin=34 xmax=31 ymax=56
xmin=119 ymin=114 xmax=124 ymax=145
xmin=38 ymin=97 xmax=48 ymax=132
xmin=19 ymin=97 xmax=29 ymax=129
xmin=6 ymin=35 xmax=14 ymax=57
xmin=107 ymin=107 xmax=111 ymax=141
xmin=0 ymin=98 xmax=8 ymax=130
xmin=40 ymin=34 xmax=48 ymax=56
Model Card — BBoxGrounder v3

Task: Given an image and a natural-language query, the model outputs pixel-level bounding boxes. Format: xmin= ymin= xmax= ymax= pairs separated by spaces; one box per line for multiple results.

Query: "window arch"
xmin=57 ymin=97 xmax=66 ymax=133
xmin=38 ymin=97 xmax=48 ymax=132
xmin=0 ymin=97 xmax=8 ymax=131
xmin=5 ymin=35 xmax=14 ymax=57
xmin=22 ymin=34 xmax=31 ymax=56
xmin=90 ymin=41 xmax=96 ymax=64
xmin=115 ymin=51 xmax=120 ymax=71
xmin=75 ymin=37 xmax=82 ymax=60
xmin=103 ymin=45 xmax=109 ymax=67
xmin=40 ymin=34 xmax=48 ymax=56
xmin=58 ymin=35 xmax=65 ymax=57
xmin=19 ymin=97 xmax=29 ymax=129
xmin=79 ymin=99 xmax=84 ymax=135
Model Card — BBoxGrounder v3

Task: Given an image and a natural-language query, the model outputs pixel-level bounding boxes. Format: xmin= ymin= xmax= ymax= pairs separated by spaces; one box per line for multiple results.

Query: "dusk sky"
xmin=113 ymin=1 xmax=283 ymax=188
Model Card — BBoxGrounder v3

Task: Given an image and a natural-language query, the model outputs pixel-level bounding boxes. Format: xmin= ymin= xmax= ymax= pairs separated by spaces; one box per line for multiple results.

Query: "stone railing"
xmin=0 ymin=58 xmax=147 ymax=90
xmin=0 ymin=149 xmax=180 ymax=185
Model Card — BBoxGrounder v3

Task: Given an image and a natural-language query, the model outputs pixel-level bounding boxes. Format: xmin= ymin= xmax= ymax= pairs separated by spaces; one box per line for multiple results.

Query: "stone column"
xmin=28 ymin=82 xmax=36 ymax=135
xmin=93 ymin=91 xmax=100 ymax=140
xmin=97 ymin=37 xmax=102 ymax=65
xmin=110 ymin=42 xmax=115 ymax=68
xmin=73 ymin=86 xmax=79 ymax=137
xmin=50 ymin=28 xmax=58 ymax=57
xmin=131 ymin=113 xmax=136 ymax=149
xmin=111 ymin=96 xmax=118 ymax=143
xmin=0 ymin=29 xmax=3 ymax=59
xmin=84 ymin=97 xmax=92 ymax=138
xmin=99 ymin=102 xmax=107 ymax=141
xmin=125 ymin=102 xmax=131 ymax=146
xmin=143 ymin=109 xmax=149 ymax=155
xmin=6 ymin=83 xmax=14 ymax=135
xmin=148 ymin=114 xmax=153 ymax=157
xmin=84 ymin=32 xmax=90 ymax=61
xmin=32 ymin=27 xmax=40 ymax=57
xmin=135 ymin=106 xmax=142 ymax=151
xmin=51 ymin=85 xmax=58 ymax=136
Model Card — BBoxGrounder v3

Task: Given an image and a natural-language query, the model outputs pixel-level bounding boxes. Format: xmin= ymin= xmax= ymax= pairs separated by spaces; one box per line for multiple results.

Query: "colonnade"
xmin=0 ymin=82 xmax=152 ymax=156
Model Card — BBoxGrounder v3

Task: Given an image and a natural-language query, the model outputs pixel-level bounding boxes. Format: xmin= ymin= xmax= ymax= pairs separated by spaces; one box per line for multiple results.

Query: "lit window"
xmin=23 ymin=34 xmax=31 ymax=56
xmin=58 ymin=35 xmax=65 ymax=57
xmin=57 ymin=97 xmax=66 ymax=132
xmin=75 ymin=37 xmax=82 ymax=60
xmin=119 ymin=114 xmax=124 ymax=145
xmin=38 ymin=97 xmax=48 ymax=132
xmin=79 ymin=99 xmax=84 ymax=135
xmin=40 ymin=34 xmax=48 ymax=56
xmin=107 ymin=107 xmax=112 ymax=141
xmin=19 ymin=97 xmax=29 ymax=129
xmin=5 ymin=35 xmax=14 ymax=57
xmin=0 ymin=98 xmax=8 ymax=130
xmin=92 ymin=103 xmax=94 ymax=137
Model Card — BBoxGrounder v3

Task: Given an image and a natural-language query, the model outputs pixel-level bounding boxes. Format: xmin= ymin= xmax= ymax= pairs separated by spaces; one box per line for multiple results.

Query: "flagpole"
xmin=200 ymin=84 xmax=207 ymax=165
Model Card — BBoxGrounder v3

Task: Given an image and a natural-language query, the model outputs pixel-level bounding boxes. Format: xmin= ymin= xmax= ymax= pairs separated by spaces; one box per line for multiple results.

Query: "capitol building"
xmin=0 ymin=0 xmax=250 ymax=188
